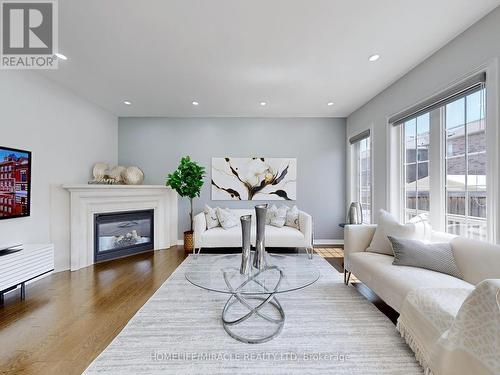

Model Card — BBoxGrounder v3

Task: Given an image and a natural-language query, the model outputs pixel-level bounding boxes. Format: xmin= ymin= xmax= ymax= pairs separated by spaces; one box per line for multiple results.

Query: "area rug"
xmin=84 ymin=254 xmax=422 ymax=374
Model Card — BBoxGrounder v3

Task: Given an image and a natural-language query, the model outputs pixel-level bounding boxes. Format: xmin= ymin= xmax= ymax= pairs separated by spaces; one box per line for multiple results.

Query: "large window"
xmin=403 ymin=113 xmax=430 ymax=222
xmin=357 ymin=137 xmax=371 ymax=224
xmin=397 ymin=78 xmax=488 ymax=241
xmin=445 ymin=89 xmax=487 ymax=240
xmin=350 ymin=131 xmax=371 ymax=224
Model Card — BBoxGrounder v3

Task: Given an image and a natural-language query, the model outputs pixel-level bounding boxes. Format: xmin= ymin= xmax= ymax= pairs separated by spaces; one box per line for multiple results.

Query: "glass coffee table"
xmin=185 ymin=252 xmax=319 ymax=344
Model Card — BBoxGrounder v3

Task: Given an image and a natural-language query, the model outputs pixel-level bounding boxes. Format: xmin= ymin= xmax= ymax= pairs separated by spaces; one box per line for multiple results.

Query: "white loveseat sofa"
xmin=193 ymin=208 xmax=313 ymax=255
xmin=344 ymin=224 xmax=500 ymax=375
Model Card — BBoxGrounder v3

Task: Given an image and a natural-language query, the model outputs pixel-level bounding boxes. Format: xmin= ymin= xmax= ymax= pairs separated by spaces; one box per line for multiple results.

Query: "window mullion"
xmin=464 ymin=97 xmax=469 ymax=224
xmin=429 ymin=108 xmax=443 ymax=231
xmin=401 ymin=125 xmax=405 ymax=221
xmin=414 ymin=124 xmax=418 ymax=216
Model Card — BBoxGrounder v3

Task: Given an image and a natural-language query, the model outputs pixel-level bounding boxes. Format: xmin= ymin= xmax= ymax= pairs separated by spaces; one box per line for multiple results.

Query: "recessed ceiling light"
xmin=192 ymin=101 xmax=199 ymax=106
xmin=123 ymin=100 xmax=132 ymax=105
xmin=260 ymin=101 xmax=267 ymax=106
xmin=55 ymin=53 xmax=68 ymax=60
xmin=327 ymin=102 xmax=334 ymax=106
xmin=368 ymin=54 xmax=380 ymax=62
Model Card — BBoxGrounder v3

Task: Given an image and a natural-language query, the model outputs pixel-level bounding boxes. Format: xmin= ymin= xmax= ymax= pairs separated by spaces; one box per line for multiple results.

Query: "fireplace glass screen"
xmin=94 ymin=209 xmax=154 ymax=262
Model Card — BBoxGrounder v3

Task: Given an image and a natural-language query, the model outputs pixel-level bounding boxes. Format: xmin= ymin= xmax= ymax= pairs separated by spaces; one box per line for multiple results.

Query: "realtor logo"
xmin=1 ymin=0 xmax=58 ymax=69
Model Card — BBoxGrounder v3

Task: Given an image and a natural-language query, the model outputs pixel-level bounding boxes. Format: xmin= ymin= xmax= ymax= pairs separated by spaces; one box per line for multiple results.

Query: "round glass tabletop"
xmin=185 ymin=252 xmax=320 ymax=295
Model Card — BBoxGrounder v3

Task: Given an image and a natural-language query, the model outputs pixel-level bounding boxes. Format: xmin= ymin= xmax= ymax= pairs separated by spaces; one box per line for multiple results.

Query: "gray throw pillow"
xmin=388 ymin=236 xmax=463 ymax=279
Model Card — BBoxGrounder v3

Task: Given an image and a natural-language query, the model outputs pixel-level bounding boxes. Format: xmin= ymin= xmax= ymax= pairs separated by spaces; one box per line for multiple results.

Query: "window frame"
xmin=388 ymin=67 xmax=498 ymax=243
xmin=443 ymin=88 xmax=488 ymax=240
xmin=350 ymin=129 xmax=373 ymax=224
xmin=401 ymin=114 xmax=431 ymax=223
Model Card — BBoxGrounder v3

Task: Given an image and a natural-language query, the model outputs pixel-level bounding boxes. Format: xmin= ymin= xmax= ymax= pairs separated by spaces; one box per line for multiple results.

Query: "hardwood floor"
xmin=0 ymin=246 xmax=397 ymax=374
xmin=0 ymin=247 xmax=187 ymax=375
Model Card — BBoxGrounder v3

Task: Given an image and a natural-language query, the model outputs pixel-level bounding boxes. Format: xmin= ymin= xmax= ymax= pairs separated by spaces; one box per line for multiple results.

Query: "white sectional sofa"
xmin=193 ymin=208 xmax=313 ymax=254
xmin=344 ymin=225 xmax=500 ymax=311
xmin=344 ymin=224 xmax=500 ymax=375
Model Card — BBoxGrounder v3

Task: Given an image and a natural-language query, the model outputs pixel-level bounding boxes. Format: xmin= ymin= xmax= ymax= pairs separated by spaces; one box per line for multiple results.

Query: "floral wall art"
xmin=211 ymin=157 xmax=297 ymax=201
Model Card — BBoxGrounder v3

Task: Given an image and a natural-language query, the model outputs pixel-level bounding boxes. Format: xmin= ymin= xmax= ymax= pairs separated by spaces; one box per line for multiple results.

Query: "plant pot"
xmin=184 ymin=230 xmax=194 ymax=252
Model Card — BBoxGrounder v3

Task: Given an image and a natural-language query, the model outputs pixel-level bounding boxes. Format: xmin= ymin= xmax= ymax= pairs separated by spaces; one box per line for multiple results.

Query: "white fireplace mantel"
xmin=63 ymin=184 xmax=178 ymax=271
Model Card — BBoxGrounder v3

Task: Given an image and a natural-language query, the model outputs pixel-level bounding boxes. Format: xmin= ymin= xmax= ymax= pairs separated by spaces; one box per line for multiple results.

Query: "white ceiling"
xmin=41 ymin=0 xmax=500 ymax=117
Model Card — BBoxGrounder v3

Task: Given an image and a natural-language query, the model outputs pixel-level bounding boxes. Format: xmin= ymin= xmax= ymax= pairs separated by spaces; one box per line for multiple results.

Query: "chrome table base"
xmin=221 ymin=265 xmax=285 ymax=344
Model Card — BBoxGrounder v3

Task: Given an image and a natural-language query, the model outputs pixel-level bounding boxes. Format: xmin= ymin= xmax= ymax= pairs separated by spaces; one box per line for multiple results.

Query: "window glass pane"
xmin=405 ymin=119 xmax=416 ymax=163
xmin=405 ymin=143 xmax=416 ymax=163
xmin=446 ymin=97 xmax=465 ymax=129
xmin=355 ymin=136 xmax=371 ymax=224
xmin=406 ymin=163 xmax=416 ymax=184
xmin=467 ymin=220 xmax=487 ymax=241
xmin=446 ymin=155 xmax=465 ymax=187
xmin=406 ymin=191 xmax=416 ymax=210
xmin=360 ymin=156 xmax=369 ymax=171
xmin=417 ymin=191 xmax=429 ymax=211
xmin=360 ymin=171 xmax=369 ymax=187
xmin=467 ymin=88 xmax=486 ymax=154
xmin=417 ymin=145 xmax=429 ymax=162
xmin=402 ymin=113 xmax=430 ymax=222
xmin=468 ymin=128 xmax=486 ymax=154
xmin=405 ymin=118 xmax=416 ymax=136
xmin=469 ymin=192 xmax=486 ymax=218
xmin=365 ymin=192 xmax=371 ymax=206
xmin=446 ymin=126 xmax=465 ymax=157
xmin=466 ymin=90 xmax=484 ymax=124
xmin=447 ymin=190 xmax=466 ymax=215
xmin=417 ymin=160 xmax=429 ymax=212
xmin=417 ymin=114 xmax=430 ymax=162
xmin=405 ymin=212 xmax=417 ymax=222
xmin=467 ymin=152 xmax=486 ymax=177
xmin=359 ymin=138 xmax=366 ymax=152
xmin=416 ymin=113 xmax=430 ymax=134
xmin=417 ymin=162 xmax=428 ymax=181
xmin=447 ymin=219 xmax=465 ymax=236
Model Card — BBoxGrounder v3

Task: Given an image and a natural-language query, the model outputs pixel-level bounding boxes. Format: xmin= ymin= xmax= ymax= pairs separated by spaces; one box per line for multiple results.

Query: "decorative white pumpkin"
xmin=123 ymin=166 xmax=144 ymax=185
xmin=109 ymin=165 xmax=126 ymax=183
xmin=92 ymin=163 xmax=108 ymax=181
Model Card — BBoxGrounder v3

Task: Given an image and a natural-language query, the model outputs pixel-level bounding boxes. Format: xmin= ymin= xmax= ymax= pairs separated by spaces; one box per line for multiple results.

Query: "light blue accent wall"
xmin=118 ymin=117 xmax=346 ymax=241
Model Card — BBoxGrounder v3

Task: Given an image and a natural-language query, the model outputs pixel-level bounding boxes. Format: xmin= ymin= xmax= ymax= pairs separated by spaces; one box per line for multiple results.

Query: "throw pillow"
xmin=285 ymin=205 xmax=300 ymax=229
xmin=366 ymin=209 xmax=429 ymax=256
xmin=216 ymin=207 xmax=238 ymax=230
xmin=204 ymin=205 xmax=220 ymax=229
xmin=268 ymin=205 xmax=288 ymax=228
xmin=388 ymin=236 xmax=463 ymax=279
xmin=266 ymin=205 xmax=277 ymax=224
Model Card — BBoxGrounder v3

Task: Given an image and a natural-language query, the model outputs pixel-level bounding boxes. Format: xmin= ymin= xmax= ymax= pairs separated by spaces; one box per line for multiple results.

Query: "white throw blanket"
xmin=398 ymin=279 xmax=500 ymax=375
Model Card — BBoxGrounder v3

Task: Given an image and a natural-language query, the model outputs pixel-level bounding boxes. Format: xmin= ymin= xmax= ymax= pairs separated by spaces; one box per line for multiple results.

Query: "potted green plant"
xmin=166 ymin=156 xmax=205 ymax=252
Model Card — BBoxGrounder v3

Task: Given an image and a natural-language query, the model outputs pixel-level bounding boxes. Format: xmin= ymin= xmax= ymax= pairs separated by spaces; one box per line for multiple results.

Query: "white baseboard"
xmin=313 ymin=239 xmax=344 ymax=246
xmin=177 ymin=239 xmax=344 ymax=246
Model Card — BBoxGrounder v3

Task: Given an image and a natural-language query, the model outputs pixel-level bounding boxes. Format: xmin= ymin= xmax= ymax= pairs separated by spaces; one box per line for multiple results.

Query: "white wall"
xmin=0 ymin=71 xmax=118 ymax=271
xmin=346 ymin=6 xmax=500 ymax=239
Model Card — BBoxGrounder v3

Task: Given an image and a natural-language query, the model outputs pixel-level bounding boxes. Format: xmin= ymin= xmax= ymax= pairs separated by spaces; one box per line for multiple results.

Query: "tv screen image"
xmin=0 ymin=146 xmax=31 ymax=220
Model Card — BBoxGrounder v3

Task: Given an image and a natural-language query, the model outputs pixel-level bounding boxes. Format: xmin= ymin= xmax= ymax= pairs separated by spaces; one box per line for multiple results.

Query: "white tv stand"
xmin=0 ymin=244 xmax=54 ymax=304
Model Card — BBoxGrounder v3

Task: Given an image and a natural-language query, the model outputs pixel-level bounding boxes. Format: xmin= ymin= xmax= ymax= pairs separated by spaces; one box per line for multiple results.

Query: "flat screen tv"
xmin=0 ymin=146 xmax=31 ymax=220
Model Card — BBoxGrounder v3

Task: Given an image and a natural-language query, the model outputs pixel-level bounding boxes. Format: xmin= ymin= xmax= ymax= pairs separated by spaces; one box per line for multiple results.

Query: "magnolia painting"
xmin=211 ymin=157 xmax=297 ymax=200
